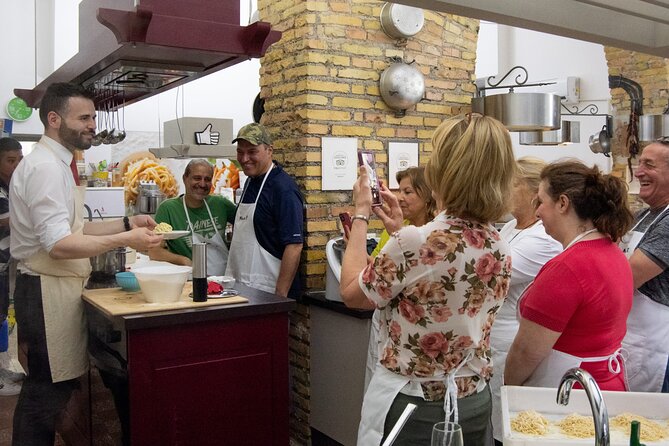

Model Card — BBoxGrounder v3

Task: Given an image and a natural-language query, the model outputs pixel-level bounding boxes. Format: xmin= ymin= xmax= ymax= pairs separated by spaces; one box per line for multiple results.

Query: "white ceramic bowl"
xmin=133 ymin=265 xmax=192 ymax=303
xmin=208 ymin=275 xmax=236 ymax=289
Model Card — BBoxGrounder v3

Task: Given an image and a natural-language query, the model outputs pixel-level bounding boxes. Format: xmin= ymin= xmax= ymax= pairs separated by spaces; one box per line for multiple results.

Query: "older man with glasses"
xmin=620 ymin=138 xmax=669 ymax=393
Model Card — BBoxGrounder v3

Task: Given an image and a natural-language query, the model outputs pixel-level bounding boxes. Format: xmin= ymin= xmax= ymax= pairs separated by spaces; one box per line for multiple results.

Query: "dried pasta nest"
xmin=611 ymin=413 xmax=669 ymax=442
xmin=511 ymin=410 xmax=550 ymax=436
xmin=558 ymin=413 xmax=595 ymax=438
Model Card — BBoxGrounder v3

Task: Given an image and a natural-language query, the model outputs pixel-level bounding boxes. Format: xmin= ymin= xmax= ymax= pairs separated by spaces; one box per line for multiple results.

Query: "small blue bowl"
xmin=115 ymin=271 xmax=140 ymax=292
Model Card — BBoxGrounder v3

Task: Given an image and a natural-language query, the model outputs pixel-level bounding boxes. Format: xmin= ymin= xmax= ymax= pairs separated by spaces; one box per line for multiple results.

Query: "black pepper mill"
xmin=192 ymin=242 xmax=207 ymax=302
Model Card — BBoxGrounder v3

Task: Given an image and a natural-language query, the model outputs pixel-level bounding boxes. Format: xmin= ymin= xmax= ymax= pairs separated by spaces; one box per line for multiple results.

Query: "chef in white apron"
xmin=619 ymin=204 xmax=669 ymax=392
xmin=226 ymin=166 xmax=281 ymax=293
xmin=182 ymin=196 xmax=229 ymax=275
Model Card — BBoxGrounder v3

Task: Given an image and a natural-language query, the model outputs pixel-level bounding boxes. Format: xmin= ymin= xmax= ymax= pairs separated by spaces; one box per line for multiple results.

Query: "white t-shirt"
xmin=490 ymin=218 xmax=562 ymax=440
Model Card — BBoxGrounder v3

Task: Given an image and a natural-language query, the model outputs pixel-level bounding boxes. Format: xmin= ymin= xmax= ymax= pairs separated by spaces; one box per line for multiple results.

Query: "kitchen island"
xmin=82 ymin=282 xmax=295 ymax=446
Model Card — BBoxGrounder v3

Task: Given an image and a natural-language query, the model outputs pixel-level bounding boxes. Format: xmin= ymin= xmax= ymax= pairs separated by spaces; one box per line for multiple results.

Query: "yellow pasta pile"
xmin=153 ymin=222 xmax=173 ymax=234
xmin=123 ymin=158 xmax=178 ymax=205
xmin=558 ymin=413 xmax=595 ymax=438
xmin=611 ymin=413 xmax=669 ymax=442
xmin=511 ymin=411 xmax=550 ymax=436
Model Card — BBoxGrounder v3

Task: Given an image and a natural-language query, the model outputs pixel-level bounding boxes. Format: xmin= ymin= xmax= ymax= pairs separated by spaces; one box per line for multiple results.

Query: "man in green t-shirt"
xmin=148 ymin=159 xmax=236 ymax=275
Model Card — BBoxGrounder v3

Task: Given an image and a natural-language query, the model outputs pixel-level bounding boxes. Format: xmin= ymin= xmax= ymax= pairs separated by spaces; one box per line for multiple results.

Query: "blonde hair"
xmin=425 ymin=115 xmax=516 ymax=222
xmin=516 ymin=156 xmax=547 ymax=194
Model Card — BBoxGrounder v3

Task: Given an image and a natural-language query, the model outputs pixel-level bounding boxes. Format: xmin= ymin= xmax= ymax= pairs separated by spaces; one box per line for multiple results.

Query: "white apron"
xmin=357 ymin=355 xmax=475 ymax=446
xmin=619 ymin=205 xmax=669 ymax=392
xmin=21 ymin=185 xmax=91 ymax=382
xmin=521 ymin=229 xmax=625 ymax=388
xmin=225 ymin=167 xmax=281 ymax=294
xmin=182 ymin=196 xmax=228 ymax=276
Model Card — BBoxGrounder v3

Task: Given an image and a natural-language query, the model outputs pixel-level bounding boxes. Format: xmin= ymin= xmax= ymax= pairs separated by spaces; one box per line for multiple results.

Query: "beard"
xmin=58 ymin=123 xmax=93 ymax=150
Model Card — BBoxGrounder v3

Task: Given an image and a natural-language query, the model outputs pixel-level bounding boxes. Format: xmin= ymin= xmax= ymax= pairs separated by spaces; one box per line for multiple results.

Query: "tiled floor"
xmin=0 ymin=319 xmax=120 ymax=445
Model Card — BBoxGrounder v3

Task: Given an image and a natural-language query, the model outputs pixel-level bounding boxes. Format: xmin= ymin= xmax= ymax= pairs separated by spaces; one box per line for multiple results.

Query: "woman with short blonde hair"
xmin=341 ymin=114 xmax=515 ymax=446
xmin=426 ymin=115 xmax=516 ymax=222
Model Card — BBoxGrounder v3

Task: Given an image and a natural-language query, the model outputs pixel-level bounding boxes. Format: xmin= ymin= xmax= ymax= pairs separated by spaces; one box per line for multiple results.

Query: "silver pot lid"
xmin=639 ymin=114 xmax=669 ymax=141
xmin=379 ymin=62 xmax=425 ymax=115
xmin=519 ymin=120 xmax=580 ymax=145
xmin=471 ymin=93 xmax=561 ymax=131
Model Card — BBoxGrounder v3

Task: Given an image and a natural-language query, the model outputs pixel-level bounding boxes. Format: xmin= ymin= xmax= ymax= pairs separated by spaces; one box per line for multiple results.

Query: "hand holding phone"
xmin=338 ymin=212 xmax=352 ymax=235
xmin=358 ymin=151 xmax=383 ymax=207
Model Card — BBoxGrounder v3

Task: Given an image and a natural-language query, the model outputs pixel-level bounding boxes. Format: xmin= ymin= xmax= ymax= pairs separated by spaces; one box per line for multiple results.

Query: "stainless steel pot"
xmin=90 ymin=248 xmax=126 ymax=275
xmin=379 ymin=62 xmax=425 ymax=116
xmin=639 ymin=114 xmax=669 ymax=141
xmin=471 ymin=93 xmax=561 ymax=131
xmin=380 ymin=2 xmax=424 ymax=39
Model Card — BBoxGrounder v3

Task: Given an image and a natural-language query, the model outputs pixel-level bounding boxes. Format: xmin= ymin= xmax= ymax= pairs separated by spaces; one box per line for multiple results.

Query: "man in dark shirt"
xmin=0 ymin=137 xmax=24 ymax=395
xmin=225 ymin=123 xmax=304 ymax=298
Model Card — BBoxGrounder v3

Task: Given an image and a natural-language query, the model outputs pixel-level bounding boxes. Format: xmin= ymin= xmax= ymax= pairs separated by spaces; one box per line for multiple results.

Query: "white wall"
xmin=0 ymin=0 xmax=261 ymax=139
xmin=476 ymin=24 xmax=613 ymax=172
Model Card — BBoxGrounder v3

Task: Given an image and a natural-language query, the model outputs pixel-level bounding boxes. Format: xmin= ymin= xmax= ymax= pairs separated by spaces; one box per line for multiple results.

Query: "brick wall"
xmin=604 ymin=48 xmax=669 ymax=209
xmin=256 ymin=1 xmax=479 ymax=444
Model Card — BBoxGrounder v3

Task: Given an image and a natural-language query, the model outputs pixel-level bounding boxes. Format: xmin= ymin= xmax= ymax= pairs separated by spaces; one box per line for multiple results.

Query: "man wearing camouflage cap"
xmin=225 ymin=123 xmax=304 ymax=298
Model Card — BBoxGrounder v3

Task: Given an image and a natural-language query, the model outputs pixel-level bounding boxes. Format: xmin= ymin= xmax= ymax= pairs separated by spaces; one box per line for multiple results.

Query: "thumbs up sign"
xmin=194 ymin=123 xmax=220 ymax=145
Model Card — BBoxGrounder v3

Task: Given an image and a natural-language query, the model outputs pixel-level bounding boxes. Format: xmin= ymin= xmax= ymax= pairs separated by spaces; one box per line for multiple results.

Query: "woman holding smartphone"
xmin=340 ymin=115 xmax=515 ymax=446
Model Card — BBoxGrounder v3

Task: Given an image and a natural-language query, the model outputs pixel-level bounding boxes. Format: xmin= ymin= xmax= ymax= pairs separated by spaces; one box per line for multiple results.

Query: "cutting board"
xmin=82 ymin=281 xmax=248 ymax=317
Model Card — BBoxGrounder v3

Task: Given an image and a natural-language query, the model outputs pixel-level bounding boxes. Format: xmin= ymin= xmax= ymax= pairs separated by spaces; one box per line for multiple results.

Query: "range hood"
xmin=14 ymin=0 xmax=281 ymax=110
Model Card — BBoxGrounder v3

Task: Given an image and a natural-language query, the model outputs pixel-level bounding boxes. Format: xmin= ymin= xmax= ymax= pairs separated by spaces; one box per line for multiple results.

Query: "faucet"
xmin=84 ymin=204 xmax=93 ymax=222
xmin=557 ymin=368 xmax=609 ymax=446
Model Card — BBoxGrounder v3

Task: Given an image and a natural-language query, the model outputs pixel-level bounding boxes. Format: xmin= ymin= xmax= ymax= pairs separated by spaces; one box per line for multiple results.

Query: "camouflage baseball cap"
xmin=231 ymin=123 xmax=273 ymax=146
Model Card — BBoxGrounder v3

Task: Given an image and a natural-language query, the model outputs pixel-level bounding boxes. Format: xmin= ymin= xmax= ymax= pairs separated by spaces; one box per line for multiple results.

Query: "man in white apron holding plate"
xmin=10 ymin=83 xmax=163 ymax=445
xmin=149 ymin=159 xmax=236 ymax=276
xmin=226 ymin=123 xmax=304 ymax=298
xmin=620 ymin=140 xmax=669 ymax=393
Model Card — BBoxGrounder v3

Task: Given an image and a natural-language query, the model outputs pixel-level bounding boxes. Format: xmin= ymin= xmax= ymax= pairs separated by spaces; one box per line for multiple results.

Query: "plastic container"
xmin=133 ymin=265 xmax=192 ymax=303
xmin=115 ymin=271 xmax=140 ymax=292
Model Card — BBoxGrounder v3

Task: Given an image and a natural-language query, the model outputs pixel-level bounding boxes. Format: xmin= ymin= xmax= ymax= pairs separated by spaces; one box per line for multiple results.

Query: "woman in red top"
xmin=505 ymin=160 xmax=634 ymax=390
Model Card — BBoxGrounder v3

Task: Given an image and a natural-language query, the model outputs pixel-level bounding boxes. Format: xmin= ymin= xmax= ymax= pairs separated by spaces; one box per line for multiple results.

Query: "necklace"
xmin=565 ymin=228 xmax=598 ymax=250
xmin=508 ymin=219 xmax=540 ymax=243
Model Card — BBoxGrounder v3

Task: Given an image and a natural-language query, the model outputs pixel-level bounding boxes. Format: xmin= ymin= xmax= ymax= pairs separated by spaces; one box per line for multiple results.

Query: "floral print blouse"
xmin=360 ymin=212 xmax=512 ymax=400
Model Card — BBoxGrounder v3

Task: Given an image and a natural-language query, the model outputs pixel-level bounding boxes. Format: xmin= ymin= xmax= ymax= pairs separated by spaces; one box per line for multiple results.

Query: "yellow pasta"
xmin=558 ymin=413 xmax=595 ymax=438
xmin=511 ymin=410 xmax=550 ymax=436
xmin=123 ymin=158 xmax=178 ymax=205
xmin=153 ymin=222 xmax=173 ymax=234
xmin=611 ymin=413 xmax=669 ymax=442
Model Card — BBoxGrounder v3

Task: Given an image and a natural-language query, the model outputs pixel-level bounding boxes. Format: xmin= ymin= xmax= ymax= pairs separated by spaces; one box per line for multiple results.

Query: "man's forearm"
xmin=275 ymin=243 xmax=302 ymax=297
xmin=148 ymin=245 xmax=192 ymax=266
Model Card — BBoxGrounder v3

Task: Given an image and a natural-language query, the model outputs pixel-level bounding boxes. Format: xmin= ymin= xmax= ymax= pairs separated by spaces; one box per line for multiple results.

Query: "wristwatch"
xmin=123 ymin=216 xmax=131 ymax=231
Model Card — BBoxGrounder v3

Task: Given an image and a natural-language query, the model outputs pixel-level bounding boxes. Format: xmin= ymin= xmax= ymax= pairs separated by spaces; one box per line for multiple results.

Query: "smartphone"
xmin=358 ymin=151 xmax=383 ymax=207
xmin=339 ymin=212 xmax=352 ymax=234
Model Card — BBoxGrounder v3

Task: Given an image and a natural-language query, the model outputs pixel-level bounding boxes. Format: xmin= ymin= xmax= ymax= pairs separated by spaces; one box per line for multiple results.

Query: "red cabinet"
xmin=128 ymin=313 xmax=289 ymax=445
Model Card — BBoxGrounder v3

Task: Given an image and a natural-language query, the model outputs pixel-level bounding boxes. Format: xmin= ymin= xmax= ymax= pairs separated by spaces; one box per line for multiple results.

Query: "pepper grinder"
xmin=192 ymin=242 xmax=207 ymax=302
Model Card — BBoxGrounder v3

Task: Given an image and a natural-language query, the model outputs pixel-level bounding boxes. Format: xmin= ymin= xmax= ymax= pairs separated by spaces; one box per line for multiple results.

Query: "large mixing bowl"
xmin=133 ymin=265 xmax=192 ymax=303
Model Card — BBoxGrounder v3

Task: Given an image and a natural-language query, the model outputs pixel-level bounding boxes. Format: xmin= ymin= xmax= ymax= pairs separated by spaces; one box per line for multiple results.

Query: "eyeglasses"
xmin=465 ymin=112 xmax=483 ymax=124
xmin=656 ymin=136 xmax=669 ymax=145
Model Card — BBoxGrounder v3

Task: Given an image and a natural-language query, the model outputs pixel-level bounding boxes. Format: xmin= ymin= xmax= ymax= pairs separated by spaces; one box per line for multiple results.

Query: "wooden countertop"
xmin=83 ymin=282 xmax=296 ymax=331
xmin=83 ymin=282 xmax=248 ymax=317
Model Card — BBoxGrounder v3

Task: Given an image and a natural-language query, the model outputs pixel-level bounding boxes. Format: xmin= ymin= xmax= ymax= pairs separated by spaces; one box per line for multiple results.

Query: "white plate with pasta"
xmin=159 ymin=230 xmax=190 ymax=240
